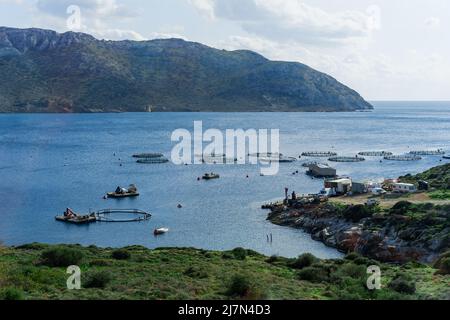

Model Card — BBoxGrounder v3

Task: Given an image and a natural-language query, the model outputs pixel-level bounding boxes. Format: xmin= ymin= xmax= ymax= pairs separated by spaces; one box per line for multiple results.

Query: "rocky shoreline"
xmin=266 ymin=200 xmax=449 ymax=264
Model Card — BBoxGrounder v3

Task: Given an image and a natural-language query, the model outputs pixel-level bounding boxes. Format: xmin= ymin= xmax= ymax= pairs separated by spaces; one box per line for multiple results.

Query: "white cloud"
xmin=32 ymin=0 xmax=145 ymax=40
xmin=424 ymin=17 xmax=440 ymax=28
xmin=190 ymin=0 xmax=377 ymax=46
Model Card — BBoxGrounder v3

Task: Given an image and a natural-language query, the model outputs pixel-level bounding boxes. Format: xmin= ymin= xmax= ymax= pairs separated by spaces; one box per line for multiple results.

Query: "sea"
xmin=0 ymin=101 xmax=449 ymax=258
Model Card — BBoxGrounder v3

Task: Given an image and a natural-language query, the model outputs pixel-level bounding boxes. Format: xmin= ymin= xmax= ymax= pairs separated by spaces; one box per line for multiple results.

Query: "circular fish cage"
xmin=133 ymin=153 xmax=164 ymax=159
xmin=409 ymin=150 xmax=445 ymax=156
xmin=260 ymin=156 xmax=297 ymax=163
xmin=384 ymin=155 xmax=422 ymax=161
xmin=328 ymin=156 xmax=365 ymax=163
xmin=96 ymin=209 xmax=152 ymax=223
xmin=137 ymin=157 xmax=169 ymax=164
xmin=302 ymin=152 xmax=337 ymax=157
xmin=358 ymin=151 xmax=393 ymax=157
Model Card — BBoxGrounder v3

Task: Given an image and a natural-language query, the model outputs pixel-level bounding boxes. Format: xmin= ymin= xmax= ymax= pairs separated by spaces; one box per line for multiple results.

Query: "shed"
xmin=325 ymin=178 xmax=352 ymax=195
xmin=352 ymin=182 xmax=368 ymax=194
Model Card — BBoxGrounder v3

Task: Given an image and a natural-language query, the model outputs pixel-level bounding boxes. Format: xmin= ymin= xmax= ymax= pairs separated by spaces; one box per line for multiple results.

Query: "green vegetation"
xmin=0 ymin=244 xmax=448 ymax=300
xmin=40 ymin=246 xmax=84 ymax=267
xmin=429 ymin=190 xmax=450 ymax=200
xmin=400 ymin=163 xmax=450 ymax=190
xmin=111 ymin=249 xmax=131 ymax=261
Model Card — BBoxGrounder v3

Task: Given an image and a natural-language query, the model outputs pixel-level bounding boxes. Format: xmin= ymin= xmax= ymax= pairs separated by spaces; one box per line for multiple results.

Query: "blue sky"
xmin=1 ymin=0 xmax=449 ymax=100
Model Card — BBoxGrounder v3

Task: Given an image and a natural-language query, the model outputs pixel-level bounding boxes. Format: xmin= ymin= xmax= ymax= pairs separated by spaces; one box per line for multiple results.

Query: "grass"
xmin=0 ymin=244 xmax=448 ymax=300
xmin=429 ymin=190 xmax=450 ymax=200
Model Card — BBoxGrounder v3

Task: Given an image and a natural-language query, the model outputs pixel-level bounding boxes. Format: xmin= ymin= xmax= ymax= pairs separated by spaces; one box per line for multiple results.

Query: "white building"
xmin=393 ymin=183 xmax=417 ymax=193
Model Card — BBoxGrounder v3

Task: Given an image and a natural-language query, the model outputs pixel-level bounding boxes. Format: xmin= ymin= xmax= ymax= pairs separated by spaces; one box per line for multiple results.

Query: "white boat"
xmin=154 ymin=228 xmax=169 ymax=235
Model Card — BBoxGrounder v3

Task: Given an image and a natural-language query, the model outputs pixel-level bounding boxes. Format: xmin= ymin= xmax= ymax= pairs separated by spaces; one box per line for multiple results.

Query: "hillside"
xmin=0 ymin=244 xmax=448 ymax=300
xmin=0 ymin=27 xmax=373 ymax=113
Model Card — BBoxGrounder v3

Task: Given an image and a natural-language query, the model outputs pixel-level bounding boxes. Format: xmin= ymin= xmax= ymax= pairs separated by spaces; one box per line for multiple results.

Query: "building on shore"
xmin=324 ymin=178 xmax=352 ymax=195
xmin=392 ymin=183 xmax=417 ymax=193
xmin=351 ymin=181 xmax=368 ymax=194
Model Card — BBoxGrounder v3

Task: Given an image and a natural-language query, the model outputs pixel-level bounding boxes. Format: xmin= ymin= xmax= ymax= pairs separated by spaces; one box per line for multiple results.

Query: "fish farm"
xmin=96 ymin=209 xmax=152 ymax=223
xmin=409 ymin=150 xmax=446 ymax=156
xmin=358 ymin=151 xmax=393 ymax=157
xmin=132 ymin=153 xmax=164 ymax=159
xmin=301 ymin=152 xmax=338 ymax=157
xmin=137 ymin=157 xmax=169 ymax=164
xmin=384 ymin=155 xmax=422 ymax=161
xmin=328 ymin=156 xmax=365 ymax=162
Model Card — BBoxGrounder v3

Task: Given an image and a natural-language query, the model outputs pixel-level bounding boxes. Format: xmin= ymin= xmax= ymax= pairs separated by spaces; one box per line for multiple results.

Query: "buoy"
xmin=177 ymin=204 xmax=183 ymax=209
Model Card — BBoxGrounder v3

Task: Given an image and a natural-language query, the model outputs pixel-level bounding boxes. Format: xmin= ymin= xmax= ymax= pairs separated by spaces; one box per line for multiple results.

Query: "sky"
xmin=1 ymin=0 xmax=449 ymax=101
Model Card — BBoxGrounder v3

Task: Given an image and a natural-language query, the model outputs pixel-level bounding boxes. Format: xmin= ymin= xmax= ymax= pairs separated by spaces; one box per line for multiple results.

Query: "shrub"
xmin=266 ymin=255 xmax=279 ymax=264
xmin=343 ymin=205 xmax=373 ymax=222
xmin=232 ymin=248 xmax=248 ymax=260
xmin=90 ymin=259 xmax=113 ymax=267
xmin=290 ymin=253 xmax=318 ymax=270
xmin=227 ymin=275 xmax=252 ymax=297
xmin=438 ymin=257 xmax=450 ymax=275
xmin=184 ymin=267 xmax=208 ymax=279
xmin=111 ymin=249 xmax=131 ymax=260
xmin=388 ymin=277 xmax=416 ymax=295
xmin=40 ymin=247 xmax=84 ymax=267
xmin=226 ymin=275 xmax=266 ymax=299
xmin=84 ymin=271 xmax=112 ymax=289
xmin=345 ymin=252 xmax=360 ymax=261
xmin=337 ymin=263 xmax=367 ymax=278
xmin=0 ymin=287 xmax=24 ymax=300
xmin=297 ymin=267 xmax=329 ymax=283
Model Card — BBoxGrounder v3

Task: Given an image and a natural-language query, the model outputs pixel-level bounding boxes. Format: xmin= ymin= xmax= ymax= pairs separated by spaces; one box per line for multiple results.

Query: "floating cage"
xmin=358 ymin=151 xmax=393 ymax=157
xmin=384 ymin=155 xmax=422 ymax=161
xmin=133 ymin=153 xmax=164 ymax=159
xmin=409 ymin=150 xmax=445 ymax=156
xmin=96 ymin=209 xmax=152 ymax=223
xmin=328 ymin=156 xmax=365 ymax=163
xmin=137 ymin=157 xmax=169 ymax=164
xmin=302 ymin=152 xmax=337 ymax=157
xmin=260 ymin=156 xmax=297 ymax=163
xmin=248 ymin=152 xmax=281 ymax=157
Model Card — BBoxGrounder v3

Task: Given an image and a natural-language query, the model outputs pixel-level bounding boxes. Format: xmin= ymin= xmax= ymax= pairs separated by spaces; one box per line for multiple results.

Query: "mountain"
xmin=0 ymin=27 xmax=373 ymax=113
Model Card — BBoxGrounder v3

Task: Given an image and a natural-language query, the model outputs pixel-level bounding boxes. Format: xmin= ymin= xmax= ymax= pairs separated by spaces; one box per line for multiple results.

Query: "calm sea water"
xmin=0 ymin=102 xmax=449 ymax=258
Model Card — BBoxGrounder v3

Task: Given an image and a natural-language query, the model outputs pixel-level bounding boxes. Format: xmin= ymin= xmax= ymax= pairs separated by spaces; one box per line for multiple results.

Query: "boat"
xmin=202 ymin=173 xmax=220 ymax=180
xmin=107 ymin=185 xmax=140 ymax=198
xmin=154 ymin=228 xmax=169 ymax=235
xmin=443 ymin=155 xmax=450 ymax=160
xmin=55 ymin=208 xmax=97 ymax=224
xmin=133 ymin=153 xmax=164 ymax=159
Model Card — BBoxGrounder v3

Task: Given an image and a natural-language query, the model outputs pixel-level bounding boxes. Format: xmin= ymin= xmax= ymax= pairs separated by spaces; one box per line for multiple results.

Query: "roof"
xmin=328 ymin=178 xmax=352 ymax=184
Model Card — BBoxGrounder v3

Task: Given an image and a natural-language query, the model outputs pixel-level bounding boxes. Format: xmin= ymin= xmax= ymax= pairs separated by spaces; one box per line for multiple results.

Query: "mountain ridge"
xmin=0 ymin=27 xmax=373 ymax=113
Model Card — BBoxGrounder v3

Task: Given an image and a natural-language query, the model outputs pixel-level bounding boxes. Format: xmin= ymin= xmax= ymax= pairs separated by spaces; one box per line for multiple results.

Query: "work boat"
xmin=107 ymin=184 xmax=140 ymax=198
xmin=202 ymin=173 xmax=220 ymax=180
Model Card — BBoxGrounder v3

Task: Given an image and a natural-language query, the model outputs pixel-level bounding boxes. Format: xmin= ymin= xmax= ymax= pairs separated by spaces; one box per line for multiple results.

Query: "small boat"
xmin=107 ymin=185 xmax=140 ymax=198
xmin=154 ymin=228 xmax=169 ymax=235
xmin=443 ymin=155 xmax=450 ymax=160
xmin=202 ymin=173 xmax=220 ymax=180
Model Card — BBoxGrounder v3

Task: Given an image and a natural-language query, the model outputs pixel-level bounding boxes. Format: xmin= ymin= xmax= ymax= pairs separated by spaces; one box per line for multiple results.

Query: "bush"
xmin=438 ymin=257 xmax=450 ymax=275
xmin=0 ymin=287 xmax=24 ymax=300
xmin=266 ymin=255 xmax=279 ymax=264
xmin=41 ymin=247 xmax=84 ymax=267
xmin=232 ymin=248 xmax=248 ymax=260
xmin=227 ymin=275 xmax=252 ymax=297
xmin=290 ymin=253 xmax=318 ymax=270
xmin=343 ymin=205 xmax=373 ymax=222
xmin=84 ymin=271 xmax=112 ymax=289
xmin=111 ymin=249 xmax=131 ymax=260
xmin=90 ymin=259 xmax=113 ymax=267
xmin=297 ymin=266 xmax=329 ymax=283
xmin=226 ymin=275 xmax=266 ymax=299
xmin=345 ymin=252 xmax=360 ymax=261
xmin=184 ymin=267 xmax=208 ymax=279
xmin=388 ymin=277 xmax=416 ymax=295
